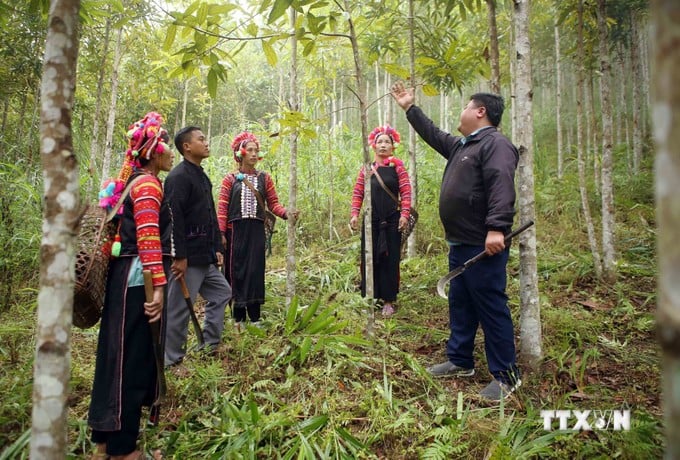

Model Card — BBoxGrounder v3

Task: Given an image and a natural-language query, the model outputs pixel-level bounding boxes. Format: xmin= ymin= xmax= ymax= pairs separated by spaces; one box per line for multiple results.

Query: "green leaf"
xmin=299 ymin=336 xmax=312 ymax=363
xmin=263 ymin=40 xmax=278 ymax=67
xmin=268 ymin=0 xmax=293 ymax=24
xmin=207 ymin=68 xmax=217 ymax=99
xmin=246 ymin=22 xmax=259 ymax=37
xmin=285 ymin=296 xmax=299 ymax=333
xmin=383 ymin=63 xmax=410 ymax=80
xmin=302 ymin=40 xmax=316 ymax=57
xmin=422 ymin=84 xmax=439 ymax=97
xmin=163 ymin=24 xmax=177 ymax=51
xmin=299 ymin=297 xmax=321 ymax=328
xmin=295 ymin=414 xmax=329 ymax=434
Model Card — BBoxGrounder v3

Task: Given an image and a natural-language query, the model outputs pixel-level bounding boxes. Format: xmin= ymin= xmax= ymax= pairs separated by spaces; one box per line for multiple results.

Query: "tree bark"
xmin=344 ymin=0 xmax=375 ymax=336
xmin=554 ymin=18 xmax=564 ymax=179
xmin=653 ymin=1 xmax=680 ymax=457
xmin=631 ymin=12 xmax=643 ymax=173
xmin=31 ymin=0 xmax=81 ymax=458
xmin=100 ymin=27 xmax=122 ymax=184
xmin=406 ymin=0 xmax=418 ymax=258
xmin=597 ymin=0 xmax=616 ymax=284
xmin=513 ymin=0 xmax=541 ymax=367
xmin=576 ymin=0 xmax=603 ymax=278
xmin=286 ymin=7 xmax=299 ymax=306
xmin=487 ymin=0 xmax=501 ymax=94
xmin=87 ymin=15 xmax=111 ymax=195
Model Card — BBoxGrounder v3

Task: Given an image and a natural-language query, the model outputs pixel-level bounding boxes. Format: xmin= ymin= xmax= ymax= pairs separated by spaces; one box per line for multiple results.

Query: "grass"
xmin=0 ymin=161 xmax=664 ymax=459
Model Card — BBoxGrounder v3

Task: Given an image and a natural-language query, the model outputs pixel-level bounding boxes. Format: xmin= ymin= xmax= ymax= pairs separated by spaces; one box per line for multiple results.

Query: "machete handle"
xmin=143 ymin=270 xmax=154 ymax=303
xmin=505 ymin=220 xmax=534 ymax=241
xmin=179 ymin=277 xmax=191 ymax=299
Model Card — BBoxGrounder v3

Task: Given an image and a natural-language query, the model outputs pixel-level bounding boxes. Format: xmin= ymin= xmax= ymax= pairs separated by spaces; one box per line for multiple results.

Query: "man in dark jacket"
xmin=391 ymin=81 xmax=521 ymax=402
xmin=164 ymin=126 xmax=231 ymax=367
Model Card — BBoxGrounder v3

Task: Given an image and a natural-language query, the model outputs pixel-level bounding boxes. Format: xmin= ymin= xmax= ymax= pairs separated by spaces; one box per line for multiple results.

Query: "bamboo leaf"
xmin=422 ymin=84 xmax=439 ymax=96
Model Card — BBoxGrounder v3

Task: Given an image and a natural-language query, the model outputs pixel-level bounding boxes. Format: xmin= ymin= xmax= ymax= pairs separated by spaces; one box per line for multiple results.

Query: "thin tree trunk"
xmin=87 ymin=15 xmax=111 ymax=195
xmin=181 ymin=78 xmax=189 ymax=127
xmin=375 ymin=60 xmax=382 ymax=126
xmin=31 ymin=0 xmax=81 ymax=457
xmin=487 ymin=0 xmax=501 ymax=94
xmin=344 ymin=0 xmax=374 ymax=335
xmin=100 ymin=27 xmax=122 ymax=184
xmin=513 ymin=0 xmax=541 ymax=367
xmin=653 ymin=3 xmax=680 ymax=456
xmin=555 ymin=18 xmax=564 ymax=179
xmin=631 ymin=12 xmax=643 ymax=172
xmin=406 ymin=0 xmax=418 ymax=257
xmin=597 ymin=0 xmax=616 ymax=283
xmin=576 ymin=0 xmax=603 ymax=278
xmin=286 ymin=8 xmax=299 ymax=305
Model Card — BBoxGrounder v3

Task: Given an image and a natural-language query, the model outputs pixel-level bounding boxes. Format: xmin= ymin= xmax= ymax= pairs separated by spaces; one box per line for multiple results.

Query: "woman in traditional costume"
xmin=350 ymin=125 xmax=412 ymax=317
xmin=88 ymin=112 xmax=173 ymax=460
xmin=217 ymin=132 xmax=296 ymax=327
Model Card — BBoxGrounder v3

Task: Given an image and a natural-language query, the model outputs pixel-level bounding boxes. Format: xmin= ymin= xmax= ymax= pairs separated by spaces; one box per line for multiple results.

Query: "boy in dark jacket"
xmin=391 ymin=82 xmax=521 ymax=402
xmin=164 ymin=126 xmax=232 ymax=367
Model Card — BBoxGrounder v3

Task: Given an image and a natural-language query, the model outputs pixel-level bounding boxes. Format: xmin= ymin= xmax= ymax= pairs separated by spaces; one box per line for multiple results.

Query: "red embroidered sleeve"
xmin=263 ymin=173 xmax=287 ymax=218
xmin=350 ymin=167 xmax=365 ymax=217
xmin=218 ymin=174 xmax=235 ymax=233
xmin=131 ymin=175 xmax=166 ymax=286
xmin=395 ymin=163 xmax=413 ymax=219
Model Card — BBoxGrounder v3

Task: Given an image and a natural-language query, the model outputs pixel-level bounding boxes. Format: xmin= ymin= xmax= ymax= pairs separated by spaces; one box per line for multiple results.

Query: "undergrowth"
xmin=0 ymin=160 xmax=663 ymax=459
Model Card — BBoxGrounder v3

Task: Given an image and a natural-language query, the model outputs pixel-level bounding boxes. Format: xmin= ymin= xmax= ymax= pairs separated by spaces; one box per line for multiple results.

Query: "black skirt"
xmin=225 ymin=219 xmax=266 ymax=306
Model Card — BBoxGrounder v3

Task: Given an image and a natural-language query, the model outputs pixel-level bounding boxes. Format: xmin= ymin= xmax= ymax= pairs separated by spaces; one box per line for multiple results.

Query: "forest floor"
xmin=0 ymin=224 xmax=663 ymax=459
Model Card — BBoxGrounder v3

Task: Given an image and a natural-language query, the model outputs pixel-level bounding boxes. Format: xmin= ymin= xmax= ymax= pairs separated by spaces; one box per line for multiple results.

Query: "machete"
xmin=436 ymin=220 xmax=534 ymax=299
xmin=178 ymin=277 xmax=205 ymax=346
xmin=143 ymin=270 xmax=167 ymax=408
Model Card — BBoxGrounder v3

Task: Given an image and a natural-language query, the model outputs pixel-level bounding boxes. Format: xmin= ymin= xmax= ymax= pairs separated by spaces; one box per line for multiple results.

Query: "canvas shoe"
xmin=479 ymin=378 xmax=522 ymax=402
xmin=427 ymin=361 xmax=475 ymax=377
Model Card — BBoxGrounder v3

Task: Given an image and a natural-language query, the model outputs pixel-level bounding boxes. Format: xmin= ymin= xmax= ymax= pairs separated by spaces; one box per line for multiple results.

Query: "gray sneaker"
xmin=479 ymin=379 xmax=522 ymax=401
xmin=427 ymin=361 xmax=475 ymax=377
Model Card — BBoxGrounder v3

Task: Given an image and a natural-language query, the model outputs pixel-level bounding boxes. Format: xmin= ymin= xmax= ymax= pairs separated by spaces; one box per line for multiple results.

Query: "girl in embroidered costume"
xmin=88 ymin=112 xmax=173 ymax=460
xmin=350 ymin=124 xmax=412 ymax=317
xmin=217 ymin=132 xmax=298 ymax=328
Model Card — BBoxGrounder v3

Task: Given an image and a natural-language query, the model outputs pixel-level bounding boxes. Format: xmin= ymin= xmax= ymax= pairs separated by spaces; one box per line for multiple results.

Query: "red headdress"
xmin=368 ymin=124 xmax=401 ymax=148
xmin=99 ymin=112 xmax=170 ymax=212
xmin=230 ymin=131 xmax=260 ymax=162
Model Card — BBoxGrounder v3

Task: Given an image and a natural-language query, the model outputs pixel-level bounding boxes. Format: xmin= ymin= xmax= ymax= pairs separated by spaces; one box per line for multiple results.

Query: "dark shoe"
xmin=479 ymin=379 xmax=522 ymax=401
xmin=427 ymin=361 xmax=475 ymax=377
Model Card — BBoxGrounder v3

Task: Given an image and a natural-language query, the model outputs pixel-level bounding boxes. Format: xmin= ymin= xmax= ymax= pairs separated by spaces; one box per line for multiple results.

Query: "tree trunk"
xmin=344 ymin=0 xmax=375 ymax=336
xmin=576 ymin=0 xmax=603 ymax=278
xmin=654 ymin=3 xmax=680 ymax=456
xmin=406 ymin=0 xmax=418 ymax=258
xmin=87 ymin=15 xmax=111 ymax=195
xmin=100 ymin=27 xmax=123 ymax=184
xmin=375 ymin=60 xmax=383 ymax=126
xmin=513 ymin=0 xmax=541 ymax=367
xmin=487 ymin=0 xmax=501 ymax=94
xmin=31 ymin=0 xmax=81 ymax=458
xmin=286 ymin=8 xmax=299 ymax=306
xmin=597 ymin=0 xmax=616 ymax=284
xmin=631 ymin=12 xmax=643 ymax=173
xmin=554 ymin=18 xmax=564 ymax=179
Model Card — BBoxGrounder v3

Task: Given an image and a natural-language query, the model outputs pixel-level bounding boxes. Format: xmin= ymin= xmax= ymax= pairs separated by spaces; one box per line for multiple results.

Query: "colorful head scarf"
xmin=99 ymin=112 xmax=170 ymax=211
xmin=230 ymin=131 xmax=261 ymax=162
xmin=368 ymin=124 xmax=401 ymax=148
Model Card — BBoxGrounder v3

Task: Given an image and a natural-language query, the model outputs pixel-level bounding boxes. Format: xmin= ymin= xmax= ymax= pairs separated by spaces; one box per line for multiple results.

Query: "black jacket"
xmin=164 ymin=159 xmax=221 ymax=265
xmin=406 ymin=105 xmax=518 ymax=245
